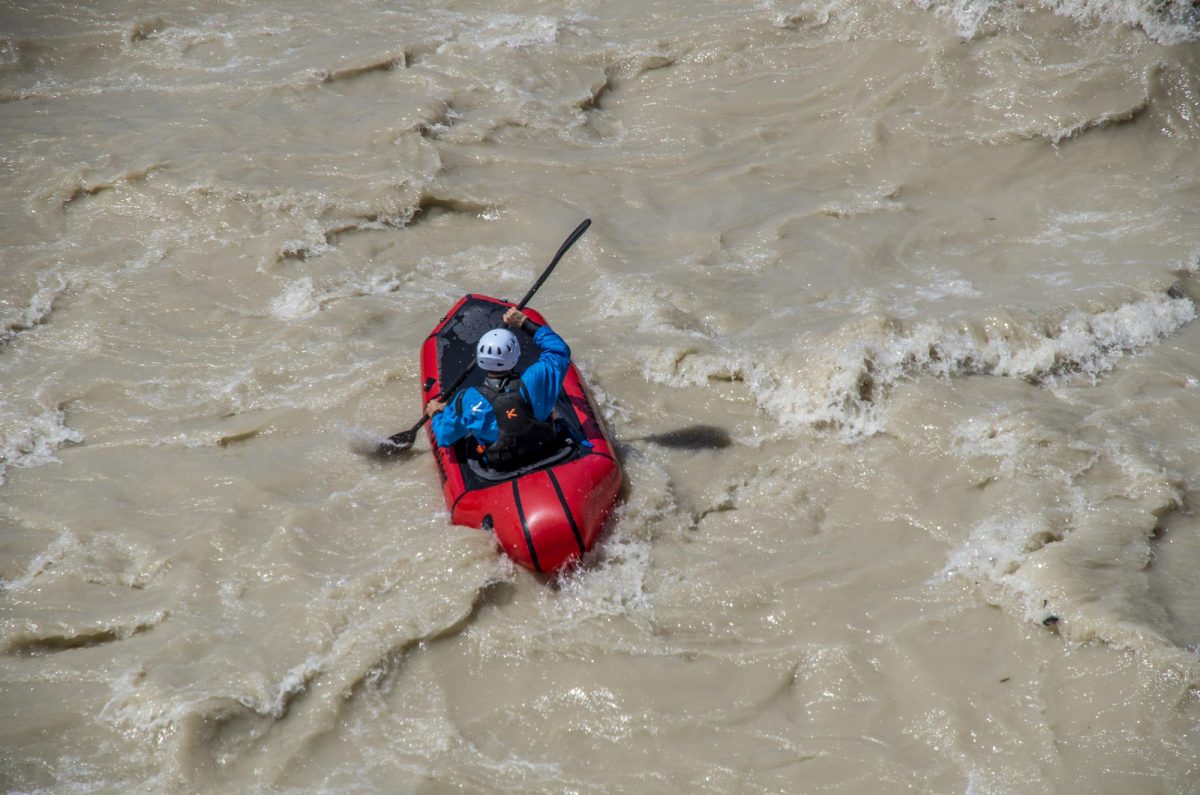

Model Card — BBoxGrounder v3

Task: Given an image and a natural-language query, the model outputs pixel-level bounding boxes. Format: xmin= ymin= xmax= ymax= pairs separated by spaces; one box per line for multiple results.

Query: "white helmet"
xmin=476 ymin=328 xmax=520 ymax=372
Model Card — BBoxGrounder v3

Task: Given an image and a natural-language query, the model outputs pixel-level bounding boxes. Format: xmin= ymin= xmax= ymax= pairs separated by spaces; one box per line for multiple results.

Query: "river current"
xmin=3 ymin=0 xmax=1200 ymax=792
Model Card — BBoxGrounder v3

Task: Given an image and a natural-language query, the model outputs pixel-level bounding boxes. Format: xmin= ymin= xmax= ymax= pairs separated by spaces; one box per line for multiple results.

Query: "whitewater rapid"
xmin=3 ymin=0 xmax=1200 ymax=792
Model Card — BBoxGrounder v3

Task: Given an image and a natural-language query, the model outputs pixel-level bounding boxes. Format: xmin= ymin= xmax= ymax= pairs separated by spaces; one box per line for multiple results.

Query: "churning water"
xmin=3 ymin=0 xmax=1200 ymax=791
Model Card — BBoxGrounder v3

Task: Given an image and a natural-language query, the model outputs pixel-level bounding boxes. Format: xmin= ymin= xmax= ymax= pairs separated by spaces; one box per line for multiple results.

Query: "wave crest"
xmin=0 ymin=407 xmax=82 ymax=486
xmin=915 ymin=0 xmax=1200 ymax=44
xmin=643 ymin=290 xmax=1196 ymax=437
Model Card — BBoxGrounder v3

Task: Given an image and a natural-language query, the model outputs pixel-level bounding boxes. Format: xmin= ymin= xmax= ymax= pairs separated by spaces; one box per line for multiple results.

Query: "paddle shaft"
xmin=396 ymin=219 xmax=591 ymax=442
xmin=516 ymin=218 xmax=590 ymax=310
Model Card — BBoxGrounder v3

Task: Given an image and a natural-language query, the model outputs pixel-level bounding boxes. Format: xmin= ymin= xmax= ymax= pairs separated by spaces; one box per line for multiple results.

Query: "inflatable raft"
xmin=421 ymin=294 xmax=622 ymax=572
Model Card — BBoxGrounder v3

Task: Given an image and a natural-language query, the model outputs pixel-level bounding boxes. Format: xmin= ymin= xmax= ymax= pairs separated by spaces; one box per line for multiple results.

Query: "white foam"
xmin=593 ymin=271 xmax=715 ymax=338
xmin=99 ymin=666 xmax=178 ymax=734
xmin=935 ymin=386 xmax=1200 ymax=662
xmin=572 ymin=359 xmax=633 ymax=425
xmin=1046 ymin=0 xmax=1199 ymax=44
xmin=246 ymin=652 xmax=326 ymax=719
xmin=341 ymin=425 xmax=391 ymax=457
xmin=915 ymin=271 xmax=980 ymax=303
xmin=277 ymin=219 xmax=338 ymax=264
xmin=351 ymin=271 xmax=404 ymax=297
xmin=1032 ymin=206 xmax=1162 ymax=247
xmin=0 ymin=530 xmax=79 ymax=591
xmin=270 ymin=276 xmax=321 ymax=320
xmin=123 ymin=13 xmax=293 ymax=75
xmin=1 ymin=271 xmax=67 ymax=346
xmin=642 ymin=292 xmax=1195 ymax=438
xmin=912 ymin=0 xmax=1008 ymax=39
xmin=763 ymin=0 xmax=848 ymax=30
xmin=555 ymin=522 xmax=655 ymax=619
xmin=916 ymin=0 xmax=1200 ymax=44
xmin=938 ymin=513 xmax=1059 ymax=608
xmin=447 ymin=15 xmax=566 ymax=51
xmin=548 ymin=456 xmax=683 ymax=625
xmin=0 ymin=407 xmax=83 ymax=486
xmin=1 ymin=530 xmax=166 ymax=592
xmin=99 ymin=649 xmax=326 ymax=746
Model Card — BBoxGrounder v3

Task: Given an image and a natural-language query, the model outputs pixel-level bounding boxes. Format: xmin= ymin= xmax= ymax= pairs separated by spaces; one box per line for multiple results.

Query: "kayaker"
xmin=424 ymin=307 xmax=570 ymax=470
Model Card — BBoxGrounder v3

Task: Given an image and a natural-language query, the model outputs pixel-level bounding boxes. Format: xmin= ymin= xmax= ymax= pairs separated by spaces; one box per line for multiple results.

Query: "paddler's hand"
xmin=503 ymin=307 xmax=527 ymax=329
xmin=424 ymin=399 xmax=446 ymax=418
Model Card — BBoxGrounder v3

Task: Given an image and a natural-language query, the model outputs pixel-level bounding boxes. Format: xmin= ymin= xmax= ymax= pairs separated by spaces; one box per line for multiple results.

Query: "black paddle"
xmin=377 ymin=218 xmax=592 ymax=457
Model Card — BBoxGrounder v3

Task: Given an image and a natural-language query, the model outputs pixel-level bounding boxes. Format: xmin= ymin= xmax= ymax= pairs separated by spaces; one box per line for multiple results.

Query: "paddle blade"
xmin=376 ymin=428 xmax=419 ymax=457
xmin=640 ymin=425 xmax=733 ymax=450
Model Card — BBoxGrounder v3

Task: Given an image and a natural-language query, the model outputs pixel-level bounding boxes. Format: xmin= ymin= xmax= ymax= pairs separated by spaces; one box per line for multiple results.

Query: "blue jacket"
xmin=431 ymin=324 xmax=570 ymax=447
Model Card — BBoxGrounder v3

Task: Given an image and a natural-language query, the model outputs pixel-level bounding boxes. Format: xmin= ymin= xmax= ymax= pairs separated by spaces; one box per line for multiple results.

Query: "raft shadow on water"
xmin=626 ymin=424 xmax=733 ymax=451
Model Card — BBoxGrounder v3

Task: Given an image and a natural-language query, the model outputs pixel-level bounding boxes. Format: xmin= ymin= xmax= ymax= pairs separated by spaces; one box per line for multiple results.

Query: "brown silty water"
xmin=2 ymin=0 xmax=1200 ymax=791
